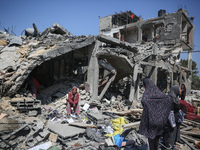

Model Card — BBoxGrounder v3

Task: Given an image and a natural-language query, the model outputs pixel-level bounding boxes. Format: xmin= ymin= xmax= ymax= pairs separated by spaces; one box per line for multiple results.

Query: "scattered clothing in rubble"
xmin=99 ymin=144 xmax=119 ymax=150
xmin=86 ymin=127 xmax=105 ymax=142
xmin=109 ymin=117 xmax=128 ymax=137
xmin=139 ymin=78 xmax=172 ymax=150
xmin=179 ymin=99 xmax=200 ymax=121
xmin=47 ymin=110 xmax=63 ymax=120
xmin=122 ymin=128 xmax=147 ymax=147
xmin=114 ymin=134 xmax=126 ymax=147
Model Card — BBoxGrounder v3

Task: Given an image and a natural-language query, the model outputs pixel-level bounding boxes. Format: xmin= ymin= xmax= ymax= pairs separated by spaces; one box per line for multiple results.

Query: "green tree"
xmin=180 ymin=59 xmax=200 ymax=90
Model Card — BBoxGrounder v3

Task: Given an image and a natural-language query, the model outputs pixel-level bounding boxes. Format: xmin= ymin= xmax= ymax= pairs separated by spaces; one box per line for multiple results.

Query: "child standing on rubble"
xmin=162 ymin=85 xmax=181 ymax=150
xmin=139 ymin=78 xmax=172 ymax=150
xmin=180 ymin=84 xmax=186 ymax=100
xmin=66 ymin=86 xmax=80 ymax=118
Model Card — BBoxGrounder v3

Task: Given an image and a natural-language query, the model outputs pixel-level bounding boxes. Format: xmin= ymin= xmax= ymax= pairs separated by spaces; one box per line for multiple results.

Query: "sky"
xmin=0 ymin=0 xmax=200 ymax=76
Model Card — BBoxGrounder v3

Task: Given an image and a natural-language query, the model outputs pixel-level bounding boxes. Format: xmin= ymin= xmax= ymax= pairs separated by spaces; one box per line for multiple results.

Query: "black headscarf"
xmin=139 ymin=78 xmax=172 ymax=139
xmin=168 ymin=85 xmax=180 ymax=104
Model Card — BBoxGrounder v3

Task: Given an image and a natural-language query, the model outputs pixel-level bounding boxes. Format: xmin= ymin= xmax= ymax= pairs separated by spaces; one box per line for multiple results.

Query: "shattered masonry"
xmin=0 ymin=8 xmax=194 ymax=101
xmin=0 ymin=8 xmax=197 ymax=150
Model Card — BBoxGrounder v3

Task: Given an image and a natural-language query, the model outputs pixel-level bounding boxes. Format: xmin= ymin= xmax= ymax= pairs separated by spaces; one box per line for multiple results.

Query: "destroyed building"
xmin=0 ymin=9 xmax=195 ymax=102
xmin=99 ymin=9 xmax=194 ymax=96
xmin=0 ymin=8 xmax=198 ymax=150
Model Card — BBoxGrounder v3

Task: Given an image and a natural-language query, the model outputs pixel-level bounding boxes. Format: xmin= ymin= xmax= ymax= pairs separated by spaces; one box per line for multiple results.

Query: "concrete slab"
xmin=47 ymin=121 xmax=85 ymax=139
xmin=87 ymin=111 xmax=110 ymax=125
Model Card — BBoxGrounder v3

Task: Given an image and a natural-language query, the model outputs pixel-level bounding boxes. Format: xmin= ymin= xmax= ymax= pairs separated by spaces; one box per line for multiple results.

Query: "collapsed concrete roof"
xmin=0 ymin=8 xmax=195 ymax=102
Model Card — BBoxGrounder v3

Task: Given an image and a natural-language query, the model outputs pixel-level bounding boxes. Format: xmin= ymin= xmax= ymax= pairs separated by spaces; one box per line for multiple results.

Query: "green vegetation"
xmin=181 ymin=59 xmax=200 ymax=90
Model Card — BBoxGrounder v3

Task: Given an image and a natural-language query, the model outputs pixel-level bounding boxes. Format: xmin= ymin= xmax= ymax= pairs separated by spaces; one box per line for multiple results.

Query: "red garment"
xmin=32 ymin=77 xmax=40 ymax=90
xmin=179 ymin=100 xmax=196 ymax=113
xmin=186 ymin=112 xmax=200 ymax=121
xmin=131 ymin=14 xmax=134 ymax=19
xmin=68 ymin=91 xmax=79 ymax=105
xmin=179 ymin=100 xmax=200 ymax=121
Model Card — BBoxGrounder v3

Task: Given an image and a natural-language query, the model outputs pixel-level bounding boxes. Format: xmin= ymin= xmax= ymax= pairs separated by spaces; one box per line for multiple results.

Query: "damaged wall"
xmin=99 ymin=8 xmax=195 ymax=97
xmin=0 ymin=8 xmax=195 ymax=104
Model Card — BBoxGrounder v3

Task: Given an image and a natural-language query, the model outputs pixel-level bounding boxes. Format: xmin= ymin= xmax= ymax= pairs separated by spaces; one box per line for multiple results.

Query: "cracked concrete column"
xmin=136 ymin=74 xmax=141 ymax=100
xmin=187 ymin=50 xmax=192 ymax=94
xmin=129 ymin=64 xmax=138 ymax=102
xmin=153 ymin=63 xmax=158 ymax=85
xmin=188 ymin=50 xmax=192 ymax=70
xmin=87 ymin=41 xmax=100 ymax=100
xmin=138 ymin=26 xmax=142 ymax=42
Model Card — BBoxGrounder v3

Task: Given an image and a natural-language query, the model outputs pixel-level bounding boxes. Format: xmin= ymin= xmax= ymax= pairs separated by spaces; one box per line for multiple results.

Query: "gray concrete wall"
xmin=99 ymin=16 xmax=112 ymax=33
xmin=124 ymin=29 xmax=138 ymax=43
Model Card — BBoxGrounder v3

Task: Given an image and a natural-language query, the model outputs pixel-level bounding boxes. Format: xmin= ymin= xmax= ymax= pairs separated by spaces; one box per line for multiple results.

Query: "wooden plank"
xmin=181 ymin=122 xmax=189 ymax=127
xmin=0 ymin=113 xmax=7 ymax=120
xmin=69 ymin=122 xmax=97 ymax=128
xmin=106 ymin=109 xmax=143 ymax=116
xmin=181 ymin=130 xmax=200 ymax=138
xmin=191 ymin=99 xmax=200 ymax=103
xmin=179 ymin=144 xmax=191 ymax=150
xmin=180 ymin=137 xmax=196 ymax=150
xmin=123 ymin=121 xmax=140 ymax=129
xmin=184 ymin=119 xmax=200 ymax=126
xmin=181 ymin=134 xmax=199 ymax=143
xmin=181 ymin=126 xmax=193 ymax=131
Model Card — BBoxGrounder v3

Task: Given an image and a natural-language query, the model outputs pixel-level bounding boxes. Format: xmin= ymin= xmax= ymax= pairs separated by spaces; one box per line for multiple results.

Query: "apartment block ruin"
xmin=0 ymin=8 xmax=194 ymax=105
xmin=99 ymin=9 xmax=194 ymax=96
xmin=0 ymin=8 xmax=197 ymax=150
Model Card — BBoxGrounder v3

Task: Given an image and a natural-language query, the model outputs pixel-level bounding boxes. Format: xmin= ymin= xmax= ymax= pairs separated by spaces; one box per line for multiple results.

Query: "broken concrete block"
xmin=80 ymin=95 xmax=86 ymax=100
xmin=7 ymin=35 xmax=22 ymax=46
xmin=0 ymin=46 xmax=20 ymax=71
xmin=25 ymin=23 xmax=40 ymax=37
xmin=26 ymin=137 xmax=37 ymax=147
xmin=35 ymin=135 xmax=42 ymax=142
xmin=25 ymin=28 xmax=35 ymax=37
xmin=47 ymin=121 xmax=85 ymax=142
xmin=110 ymin=96 xmax=116 ymax=103
xmin=39 ymin=128 xmax=50 ymax=138
xmin=28 ymin=110 xmax=38 ymax=117
xmin=87 ymin=111 xmax=110 ymax=125
xmin=52 ymin=23 xmax=71 ymax=35
xmin=86 ymin=128 xmax=105 ymax=142
xmin=105 ymin=137 xmax=114 ymax=146
xmin=32 ymin=126 xmax=39 ymax=132
xmin=116 ymin=95 xmax=122 ymax=101
xmin=80 ymin=90 xmax=86 ymax=95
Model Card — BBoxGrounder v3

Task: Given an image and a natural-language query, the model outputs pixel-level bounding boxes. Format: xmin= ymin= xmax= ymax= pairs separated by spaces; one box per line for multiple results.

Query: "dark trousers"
xmin=162 ymin=124 xmax=180 ymax=150
xmin=148 ymin=136 xmax=160 ymax=150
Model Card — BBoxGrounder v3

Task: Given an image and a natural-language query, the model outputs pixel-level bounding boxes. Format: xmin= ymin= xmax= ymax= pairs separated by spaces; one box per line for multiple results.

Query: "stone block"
xmin=39 ymin=129 xmax=50 ymax=138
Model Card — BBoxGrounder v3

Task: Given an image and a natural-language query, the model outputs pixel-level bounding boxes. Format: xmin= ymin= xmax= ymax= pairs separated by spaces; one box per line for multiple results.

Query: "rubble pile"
xmin=0 ymin=8 xmax=199 ymax=150
xmin=0 ymin=85 xmax=144 ymax=150
xmin=1 ymin=83 xmax=200 ymax=150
